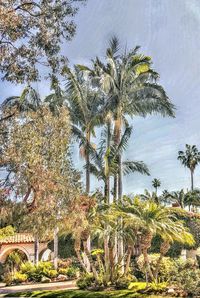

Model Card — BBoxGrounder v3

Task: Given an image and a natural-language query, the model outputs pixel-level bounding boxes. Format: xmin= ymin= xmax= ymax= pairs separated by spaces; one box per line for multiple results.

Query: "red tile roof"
xmin=0 ymin=233 xmax=35 ymax=244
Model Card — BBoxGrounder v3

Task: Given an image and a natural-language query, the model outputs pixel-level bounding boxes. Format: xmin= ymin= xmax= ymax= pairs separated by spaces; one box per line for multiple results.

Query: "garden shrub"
xmin=43 ymin=269 xmax=58 ymax=279
xmin=13 ymin=272 xmax=28 ymax=284
xmin=58 ymin=268 xmax=68 ymax=275
xmin=76 ymin=273 xmax=95 ymax=289
xmin=3 ymin=272 xmax=13 ymax=285
xmin=137 ymin=253 xmax=176 ymax=281
xmin=20 ymin=262 xmax=36 ymax=278
xmin=115 ymin=275 xmax=137 ymax=289
xmin=175 ymin=268 xmax=200 ymax=295
xmin=65 ymin=267 xmax=78 ymax=278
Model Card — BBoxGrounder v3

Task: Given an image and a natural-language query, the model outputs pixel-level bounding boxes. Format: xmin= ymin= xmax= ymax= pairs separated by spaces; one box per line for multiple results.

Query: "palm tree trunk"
xmin=85 ymin=129 xmax=91 ymax=272
xmin=125 ymin=246 xmax=132 ymax=275
xmin=83 ymin=240 xmax=99 ymax=281
xmin=34 ymin=235 xmax=39 ymax=266
xmin=141 ymin=233 xmax=154 ymax=282
xmin=191 ymin=169 xmax=194 ymax=191
xmin=104 ymin=235 xmax=110 ymax=276
xmin=154 ymin=241 xmax=170 ymax=282
xmin=85 ymin=129 xmax=91 ymax=194
xmin=74 ymin=238 xmax=89 ymax=273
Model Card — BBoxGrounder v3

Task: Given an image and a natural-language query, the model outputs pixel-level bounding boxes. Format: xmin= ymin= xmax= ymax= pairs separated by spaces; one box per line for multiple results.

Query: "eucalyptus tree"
xmin=86 ymin=36 xmax=175 ymax=202
xmin=178 ymin=144 xmax=200 ymax=190
xmin=152 ymin=178 xmax=161 ymax=195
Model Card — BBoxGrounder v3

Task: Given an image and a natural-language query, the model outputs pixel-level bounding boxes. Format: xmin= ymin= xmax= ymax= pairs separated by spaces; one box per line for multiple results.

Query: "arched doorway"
xmin=0 ymin=246 xmax=30 ymax=264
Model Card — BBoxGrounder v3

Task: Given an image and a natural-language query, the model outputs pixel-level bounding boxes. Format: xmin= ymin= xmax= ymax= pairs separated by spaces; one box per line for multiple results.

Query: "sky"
xmin=1 ymin=0 xmax=200 ymax=195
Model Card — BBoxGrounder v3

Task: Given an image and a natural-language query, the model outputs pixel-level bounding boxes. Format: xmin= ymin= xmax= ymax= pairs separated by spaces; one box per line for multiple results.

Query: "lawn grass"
xmin=4 ymin=289 xmax=169 ymax=298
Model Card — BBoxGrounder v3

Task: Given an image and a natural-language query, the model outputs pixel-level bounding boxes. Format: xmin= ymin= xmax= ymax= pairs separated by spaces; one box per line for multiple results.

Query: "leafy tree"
xmin=0 ymin=86 xmax=41 ymax=123
xmin=0 ymin=0 xmax=86 ymax=82
xmin=0 ymin=106 xmax=81 ymax=250
xmin=178 ymin=144 xmax=200 ymax=190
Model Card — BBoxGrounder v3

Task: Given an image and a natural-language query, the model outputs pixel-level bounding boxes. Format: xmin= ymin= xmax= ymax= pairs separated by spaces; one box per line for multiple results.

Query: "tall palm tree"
xmin=152 ymin=178 xmax=161 ymax=195
xmin=64 ymin=66 xmax=102 ymax=194
xmin=89 ymin=36 xmax=175 ymax=202
xmin=178 ymin=144 xmax=200 ymax=190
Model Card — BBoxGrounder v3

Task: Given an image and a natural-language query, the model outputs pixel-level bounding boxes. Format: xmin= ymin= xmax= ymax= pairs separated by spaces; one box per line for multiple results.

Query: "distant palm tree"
xmin=178 ymin=144 xmax=200 ymax=190
xmin=152 ymin=178 xmax=161 ymax=195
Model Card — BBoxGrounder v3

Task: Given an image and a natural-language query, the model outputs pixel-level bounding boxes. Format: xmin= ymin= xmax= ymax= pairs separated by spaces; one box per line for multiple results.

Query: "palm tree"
xmin=121 ymin=198 xmax=194 ymax=282
xmin=152 ymin=178 xmax=161 ymax=195
xmin=64 ymin=66 xmax=102 ymax=194
xmin=89 ymin=125 xmax=150 ymax=203
xmin=178 ymin=144 xmax=200 ymax=190
xmin=88 ymin=36 xmax=175 ymax=202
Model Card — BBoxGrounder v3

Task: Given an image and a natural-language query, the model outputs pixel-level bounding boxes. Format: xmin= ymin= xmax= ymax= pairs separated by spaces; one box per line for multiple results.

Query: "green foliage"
xmin=0 ymin=225 xmax=15 ymax=239
xmin=48 ymin=235 xmax=76 ymax=259
xmin=115 ymin=275 xmax=137 ymax=289
xmin=137 ymin=254 xmax=175 ymax=282
xmin=76 ymin=273 xmax=95 ymax=289
xmin=13 ymin=272 xmax=28 ymax=284
xmin=19 ymin=261 xmax=57 ymax=282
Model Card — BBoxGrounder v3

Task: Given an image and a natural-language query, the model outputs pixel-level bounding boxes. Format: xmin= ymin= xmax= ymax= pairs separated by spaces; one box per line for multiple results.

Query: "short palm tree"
xmin=121 ymin=197 xmax=194 ymax=282
xmin=178 ymin=144 xmax=200 ymax=190
xmin=152 ymin=178 xmax=161 ymax=195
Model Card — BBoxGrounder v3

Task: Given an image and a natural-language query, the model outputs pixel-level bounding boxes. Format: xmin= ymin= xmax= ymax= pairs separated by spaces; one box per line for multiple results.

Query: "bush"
xmin=58 ymin=268 xmax=68 ymax=275
xmin=115 ymin=275 xmax=137 ymax=289
xmin=137 ymin=253 xmax=176 ymax=281
xmin=65 ymin=267 xmax=78 ymax=278
xmin=20 ymin=262 xmax=36 ymax=278
xmin=175 ymin=268 xmax=200 ymax=295
xmin=43 ymin=269 xmax=58 ymax=279
xmin=20 ymin=261 xmax=55 ymax=282
xmin=128 ymin=281 xmax=167 ymax=294
xmin=13 ymin=272 xmax=28 ymax=284
xmin=76 ymin=273 xmax=95 ymax=289
xmin=3 ymin=272 xmax=13 ymax=285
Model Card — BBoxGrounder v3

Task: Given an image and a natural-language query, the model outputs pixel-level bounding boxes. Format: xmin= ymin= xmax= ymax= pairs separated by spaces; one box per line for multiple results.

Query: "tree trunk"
xmin=34 ymin=235 xmax=39 ymax=266
xmin=124 ymin=246 xmax=132 ymax=275
xmin=191 ymin=169 xmax=194 ymax=191
xmin=74 ymin=238 xmax=89 ymax=273
xmin=154 ymin=241 xmax=170 ymax=282
xmin=53 ymin=227 xmax=59 ymax=269
xmin=83 ymin=240 xmax=99 ymax=281
xmin=85 ymin=129 xmax=91 ymax=271
xmin=109 ymin=245 xmax=115 ymax=283
xmin=141 ymin=233 xmax=154 ymax=282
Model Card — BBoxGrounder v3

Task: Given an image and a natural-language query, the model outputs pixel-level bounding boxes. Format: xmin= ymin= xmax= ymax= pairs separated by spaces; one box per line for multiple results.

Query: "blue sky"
xmin=1 ymin=0 xmax=200 ymax=195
